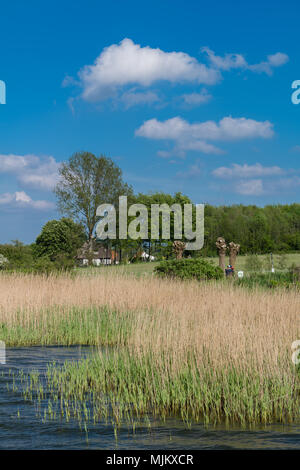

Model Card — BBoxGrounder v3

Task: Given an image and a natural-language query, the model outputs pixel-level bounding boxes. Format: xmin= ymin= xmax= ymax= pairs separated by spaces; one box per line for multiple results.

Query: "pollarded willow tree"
xmin=173 ymin=241 xmax=186 ymax=259
xmin=54 ymin=152 xmax=133 ymax=245
xmin=216 ymin=237 xmax=227 ymax=273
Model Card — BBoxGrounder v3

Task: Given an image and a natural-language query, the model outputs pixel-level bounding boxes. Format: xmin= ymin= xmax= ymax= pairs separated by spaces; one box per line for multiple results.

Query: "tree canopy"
xmin=35 ymin=218 xmax=86 ymax=261
xmin=55 ymin=152 xmax=133 ymax=241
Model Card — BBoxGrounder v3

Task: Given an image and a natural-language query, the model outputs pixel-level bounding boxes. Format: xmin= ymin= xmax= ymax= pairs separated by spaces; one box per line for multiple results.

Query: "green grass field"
xmin=76 ymin=252 xmax=300 ymax=277
xmin=208 ymin=252 xmax=300 ymax=272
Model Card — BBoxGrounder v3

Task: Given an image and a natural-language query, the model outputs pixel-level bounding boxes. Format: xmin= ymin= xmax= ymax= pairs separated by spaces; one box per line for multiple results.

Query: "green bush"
xmin=0 ymin=253 xmax=9 ymax=270
xmin=3 ymin=255 xmax=75 ymax=275
xmin=35 ymin=218 xmax=86 ymax=261
xmin=154 ymin=258 xmax=223 ymax=281
xmin=0 ymin=241 xmax=34 ymax=270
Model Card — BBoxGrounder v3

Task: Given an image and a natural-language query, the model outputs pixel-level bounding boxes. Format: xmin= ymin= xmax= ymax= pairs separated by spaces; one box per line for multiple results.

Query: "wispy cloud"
xmin=180 ymin=89 xmax=212 ymax=107
xmin=234 ymin=176 xmax=300 ymax=196
xmin=235 ymin=179 xmax=264 ymax=195
xmin=136 ymin=116 xmax=274 ymax=157
xmin=212 ymin=163 xmax=300 ymax=196
xmin=202 ymin=47 xmax=289 ymax=76
xmin=202 ymin=47 xmax=248 ymax=71
xmin=0 ymin=191 xmax=55 ymax=210
xmin=248 ymin=52 xmax=289 ymax=75
xmin=119 ymin=89 xmax=160 ymax=109
xmin=64 ymin=39 xmax=288 ymax=109
xmin=0 ymin=154 xmax=59 ymax=190
xmin=212 ymin=163 xmax=284 ymax=179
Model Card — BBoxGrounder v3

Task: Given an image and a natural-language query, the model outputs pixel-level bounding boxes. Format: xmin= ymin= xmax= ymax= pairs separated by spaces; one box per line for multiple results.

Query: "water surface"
xmin=0 ymin=346 xmax=299 ymax=450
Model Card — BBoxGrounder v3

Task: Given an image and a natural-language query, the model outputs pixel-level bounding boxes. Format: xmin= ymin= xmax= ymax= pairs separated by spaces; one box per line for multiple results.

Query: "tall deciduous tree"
xmin=54 ymin=152 xmax=133 ymax=243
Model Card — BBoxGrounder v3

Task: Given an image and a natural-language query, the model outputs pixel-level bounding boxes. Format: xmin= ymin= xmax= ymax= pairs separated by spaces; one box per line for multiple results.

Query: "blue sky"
xmin=1 ymin=0 xmax=300 ymax=243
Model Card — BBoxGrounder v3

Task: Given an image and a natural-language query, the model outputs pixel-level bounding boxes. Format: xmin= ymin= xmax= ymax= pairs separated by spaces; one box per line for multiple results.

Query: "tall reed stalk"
xmin=1 ymin=271 xmax=299 ymax=425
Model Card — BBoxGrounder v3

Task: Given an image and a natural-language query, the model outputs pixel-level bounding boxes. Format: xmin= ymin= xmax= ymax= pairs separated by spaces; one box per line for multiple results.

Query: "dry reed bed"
xmin=2 ymin=272 xmax=299 ymax=424
xmin=0 ymin=272 xmax=298 ymax=368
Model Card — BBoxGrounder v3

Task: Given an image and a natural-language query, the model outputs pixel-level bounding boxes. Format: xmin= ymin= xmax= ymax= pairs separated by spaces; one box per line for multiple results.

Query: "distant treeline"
xmin=202 ymin=203 xmax=300 ymax=256
xmin=0 ymin=204 xmax=300 ymax=268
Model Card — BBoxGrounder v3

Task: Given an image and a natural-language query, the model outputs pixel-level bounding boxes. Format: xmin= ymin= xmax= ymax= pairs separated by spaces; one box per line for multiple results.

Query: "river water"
xmin=0 ymin=346 xmax=299 ymax=450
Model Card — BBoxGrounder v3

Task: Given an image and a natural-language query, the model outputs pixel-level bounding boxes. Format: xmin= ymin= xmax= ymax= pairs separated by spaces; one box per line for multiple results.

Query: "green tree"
xmin=55 ymin=152 xmax=133 ymax=243
xmin=35 ymin=218 xmax=86 ymax=262
xmin=131 ymin=192 xmax=194 ymax=259
xmin=0 ymin=240 xmax=35 ymax=269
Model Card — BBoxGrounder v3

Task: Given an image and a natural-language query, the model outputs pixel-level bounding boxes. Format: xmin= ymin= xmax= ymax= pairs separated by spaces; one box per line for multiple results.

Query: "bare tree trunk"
xmin=88 ymin=233 xmax=94 ymax=253
xmin=85 ymin=237 xmax=95 ymax=266
xmin=216 ymin=237 xmax=227 ymax=273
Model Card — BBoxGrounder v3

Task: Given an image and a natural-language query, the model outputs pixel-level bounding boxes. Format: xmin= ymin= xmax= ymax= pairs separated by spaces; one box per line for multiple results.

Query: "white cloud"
xmin=119 ymin=89 xmax=160 ymax=109
xmin=212 ymin=163 xmax=284 ymax=179
xmin=202 ymin=47 xmax=289 ymax=75
xmin=212 ymin=163 xmax=300 ymax=196
xmin=19 ymin=157 xmax=59 ymax=189
xmin=136 ymin=116 xmax=274 ymax=141
xmin=135 ymin=116 xmax=274 ymax=156
xmin=248 ymin=53 xmax=289 ymax=75
xmin=0 ymin=154 xmax=59 ymax=190
xmin=0 ymin=191 xmax=55 ymax=210
xmin=74 ymin=38 xmax=220 ymax=102
xmin=234 ymin=176 xmax=300 ymax=196
xmin=267 ymin=52 xmax=289 ymax=67
xmin=15 ymin=191 xmax=32 ymax=204
xmin=0 ymin=154 xmax=39 ymax=172
xmin=65 ymin=40 xmax=288 ymax=109
xmin=235 ymin=179 xmax=264 ymax=196
xmin=202 ymin=47 xmax=248 ymax=70
xmin=180 ymin=139 xmax=223 ymax=155
xmin=180 ymin=90 xmax=212 ymax=106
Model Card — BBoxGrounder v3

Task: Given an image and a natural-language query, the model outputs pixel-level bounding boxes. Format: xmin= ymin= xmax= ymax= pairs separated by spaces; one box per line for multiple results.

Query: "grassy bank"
xmin=1 ymin=271 xmax=299 ymax=427
xmin=74 ymin=252 xmax=300 ymax=278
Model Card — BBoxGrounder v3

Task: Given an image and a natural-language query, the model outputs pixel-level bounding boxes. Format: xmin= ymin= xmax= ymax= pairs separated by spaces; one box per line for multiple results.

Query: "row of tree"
xmin=203 ymin=203 xmax=300 ymax=255
xmin=0 ymin=152 xmax=300 ymax=270
xmin=53 ymin=152 xmax=300 ymax=258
